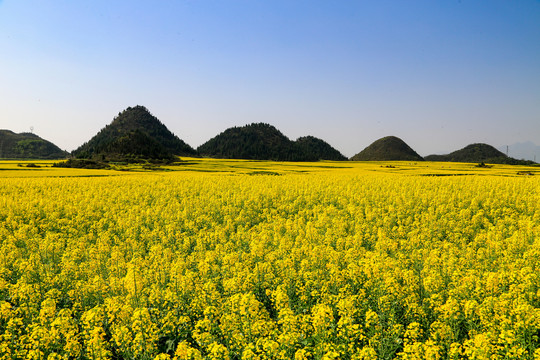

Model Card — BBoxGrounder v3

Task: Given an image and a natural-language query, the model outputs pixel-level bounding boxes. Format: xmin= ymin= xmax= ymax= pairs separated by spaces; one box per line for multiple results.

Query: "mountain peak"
xmin=73 ymin=106 xmax=196 ymax=160
xmin=351 ymin=136 xmax=424 ymax=161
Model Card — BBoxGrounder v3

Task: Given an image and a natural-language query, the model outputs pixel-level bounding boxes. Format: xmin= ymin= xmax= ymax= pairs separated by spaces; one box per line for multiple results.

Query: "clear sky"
xmin=1 ymin=1 xmax=539 ymax=158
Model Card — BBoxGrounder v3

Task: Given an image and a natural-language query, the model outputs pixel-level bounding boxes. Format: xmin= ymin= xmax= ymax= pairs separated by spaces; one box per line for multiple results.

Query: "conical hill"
xmin=351 ymin=136 xmax=424 ymax=161
xmin=73 ymin=105 xmax=196 ymax=160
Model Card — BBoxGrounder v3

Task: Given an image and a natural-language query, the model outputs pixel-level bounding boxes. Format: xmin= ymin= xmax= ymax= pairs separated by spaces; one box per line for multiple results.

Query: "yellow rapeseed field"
xmin=0 ymin=159 xmax=539 ymax=359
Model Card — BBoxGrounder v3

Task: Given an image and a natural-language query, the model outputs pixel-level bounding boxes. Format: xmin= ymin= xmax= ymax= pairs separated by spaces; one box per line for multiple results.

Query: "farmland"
xmin=1 ymin=159 xmax=539 ymax=359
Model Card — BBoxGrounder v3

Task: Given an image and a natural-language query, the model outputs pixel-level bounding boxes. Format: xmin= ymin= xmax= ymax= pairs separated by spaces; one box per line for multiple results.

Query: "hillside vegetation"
xmin=351 ymin=136 xmax=424 ymax=161
xmin=295 ymin=136 xmax=348 ymax=161
xmin=425 ymin=143 xmax=534 ymax=165
xmin=73 ymin=106 xmax=195 ymax=161
xmin=6 ymin=107 xmax=538 ymax=166
xmin=0 ymin=130 xmax=67 ymax=159
xmin=198 ymin=123 xmax=346 ymax=161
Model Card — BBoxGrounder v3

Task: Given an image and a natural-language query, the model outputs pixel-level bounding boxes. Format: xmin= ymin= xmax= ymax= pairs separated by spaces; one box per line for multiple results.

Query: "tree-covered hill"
xmin=351 ymin=136 xmax=424 ymax=161
xmin=198 ymin=124 xmax=348 ymax=161
xmin=425 ymin=143 xmax=535 ymax=165
xmin=198 ymin=123 xmax=302 ymax=161
xmin=0 ymin=130 xmax=68 ymax=159
xmin=73 ymin=106 xmax=196 ymax=161
xmin=295 ymin=136 xmax=348 ymax=161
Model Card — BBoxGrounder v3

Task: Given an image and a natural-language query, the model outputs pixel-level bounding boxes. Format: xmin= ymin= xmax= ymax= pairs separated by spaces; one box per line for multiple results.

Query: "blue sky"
xmin=1 ymin=1 xmax=539 ymax=158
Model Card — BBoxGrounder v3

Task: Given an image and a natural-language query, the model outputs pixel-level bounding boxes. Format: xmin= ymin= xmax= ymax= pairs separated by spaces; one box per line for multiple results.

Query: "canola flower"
xmin=0 ymin=162 xmax=539 ymax=359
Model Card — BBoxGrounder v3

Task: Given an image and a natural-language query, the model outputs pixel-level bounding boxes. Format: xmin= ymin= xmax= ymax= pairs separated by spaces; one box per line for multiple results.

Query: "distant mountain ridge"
xmin=73 ymin=105 xmax=196 ymax=161
xmin=197 ymin=123 xmax=347 ymax=161
xmin=425 ymin=143 xmax=534 ymax=164
xmin=351 ymin=136 xmax=424 ymax=161
xmin=5 ymin=106 xmax=537 ymax=165
xmin=0 ymin=130 xmax=67 ymax=159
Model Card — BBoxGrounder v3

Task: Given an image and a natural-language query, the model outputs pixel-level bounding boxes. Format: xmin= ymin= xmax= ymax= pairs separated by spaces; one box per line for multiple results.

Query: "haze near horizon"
xmin=1 ymin=1 xmax=539 ymax=159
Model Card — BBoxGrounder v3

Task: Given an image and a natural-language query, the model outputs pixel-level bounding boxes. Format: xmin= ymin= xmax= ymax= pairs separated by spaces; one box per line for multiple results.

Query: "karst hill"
xmin=0 ymin=130 xmax=68 ymax=159
xmin=73 ymin=106 xmax=196 ymax=161
xmin=351 ymin=136 xmax=424 ymax=161
xmin=295 ymin=136 xmax=348 ymax=161
xmin=197 ymin=123 xmax=347 ymax=161
xmin=425 ymin=143 xmax=534 ymax=165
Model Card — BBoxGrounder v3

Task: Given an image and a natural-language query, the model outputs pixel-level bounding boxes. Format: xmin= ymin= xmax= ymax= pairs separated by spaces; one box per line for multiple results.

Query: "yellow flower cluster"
xmin=0 ymin=164 xmax=539 ymax=359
